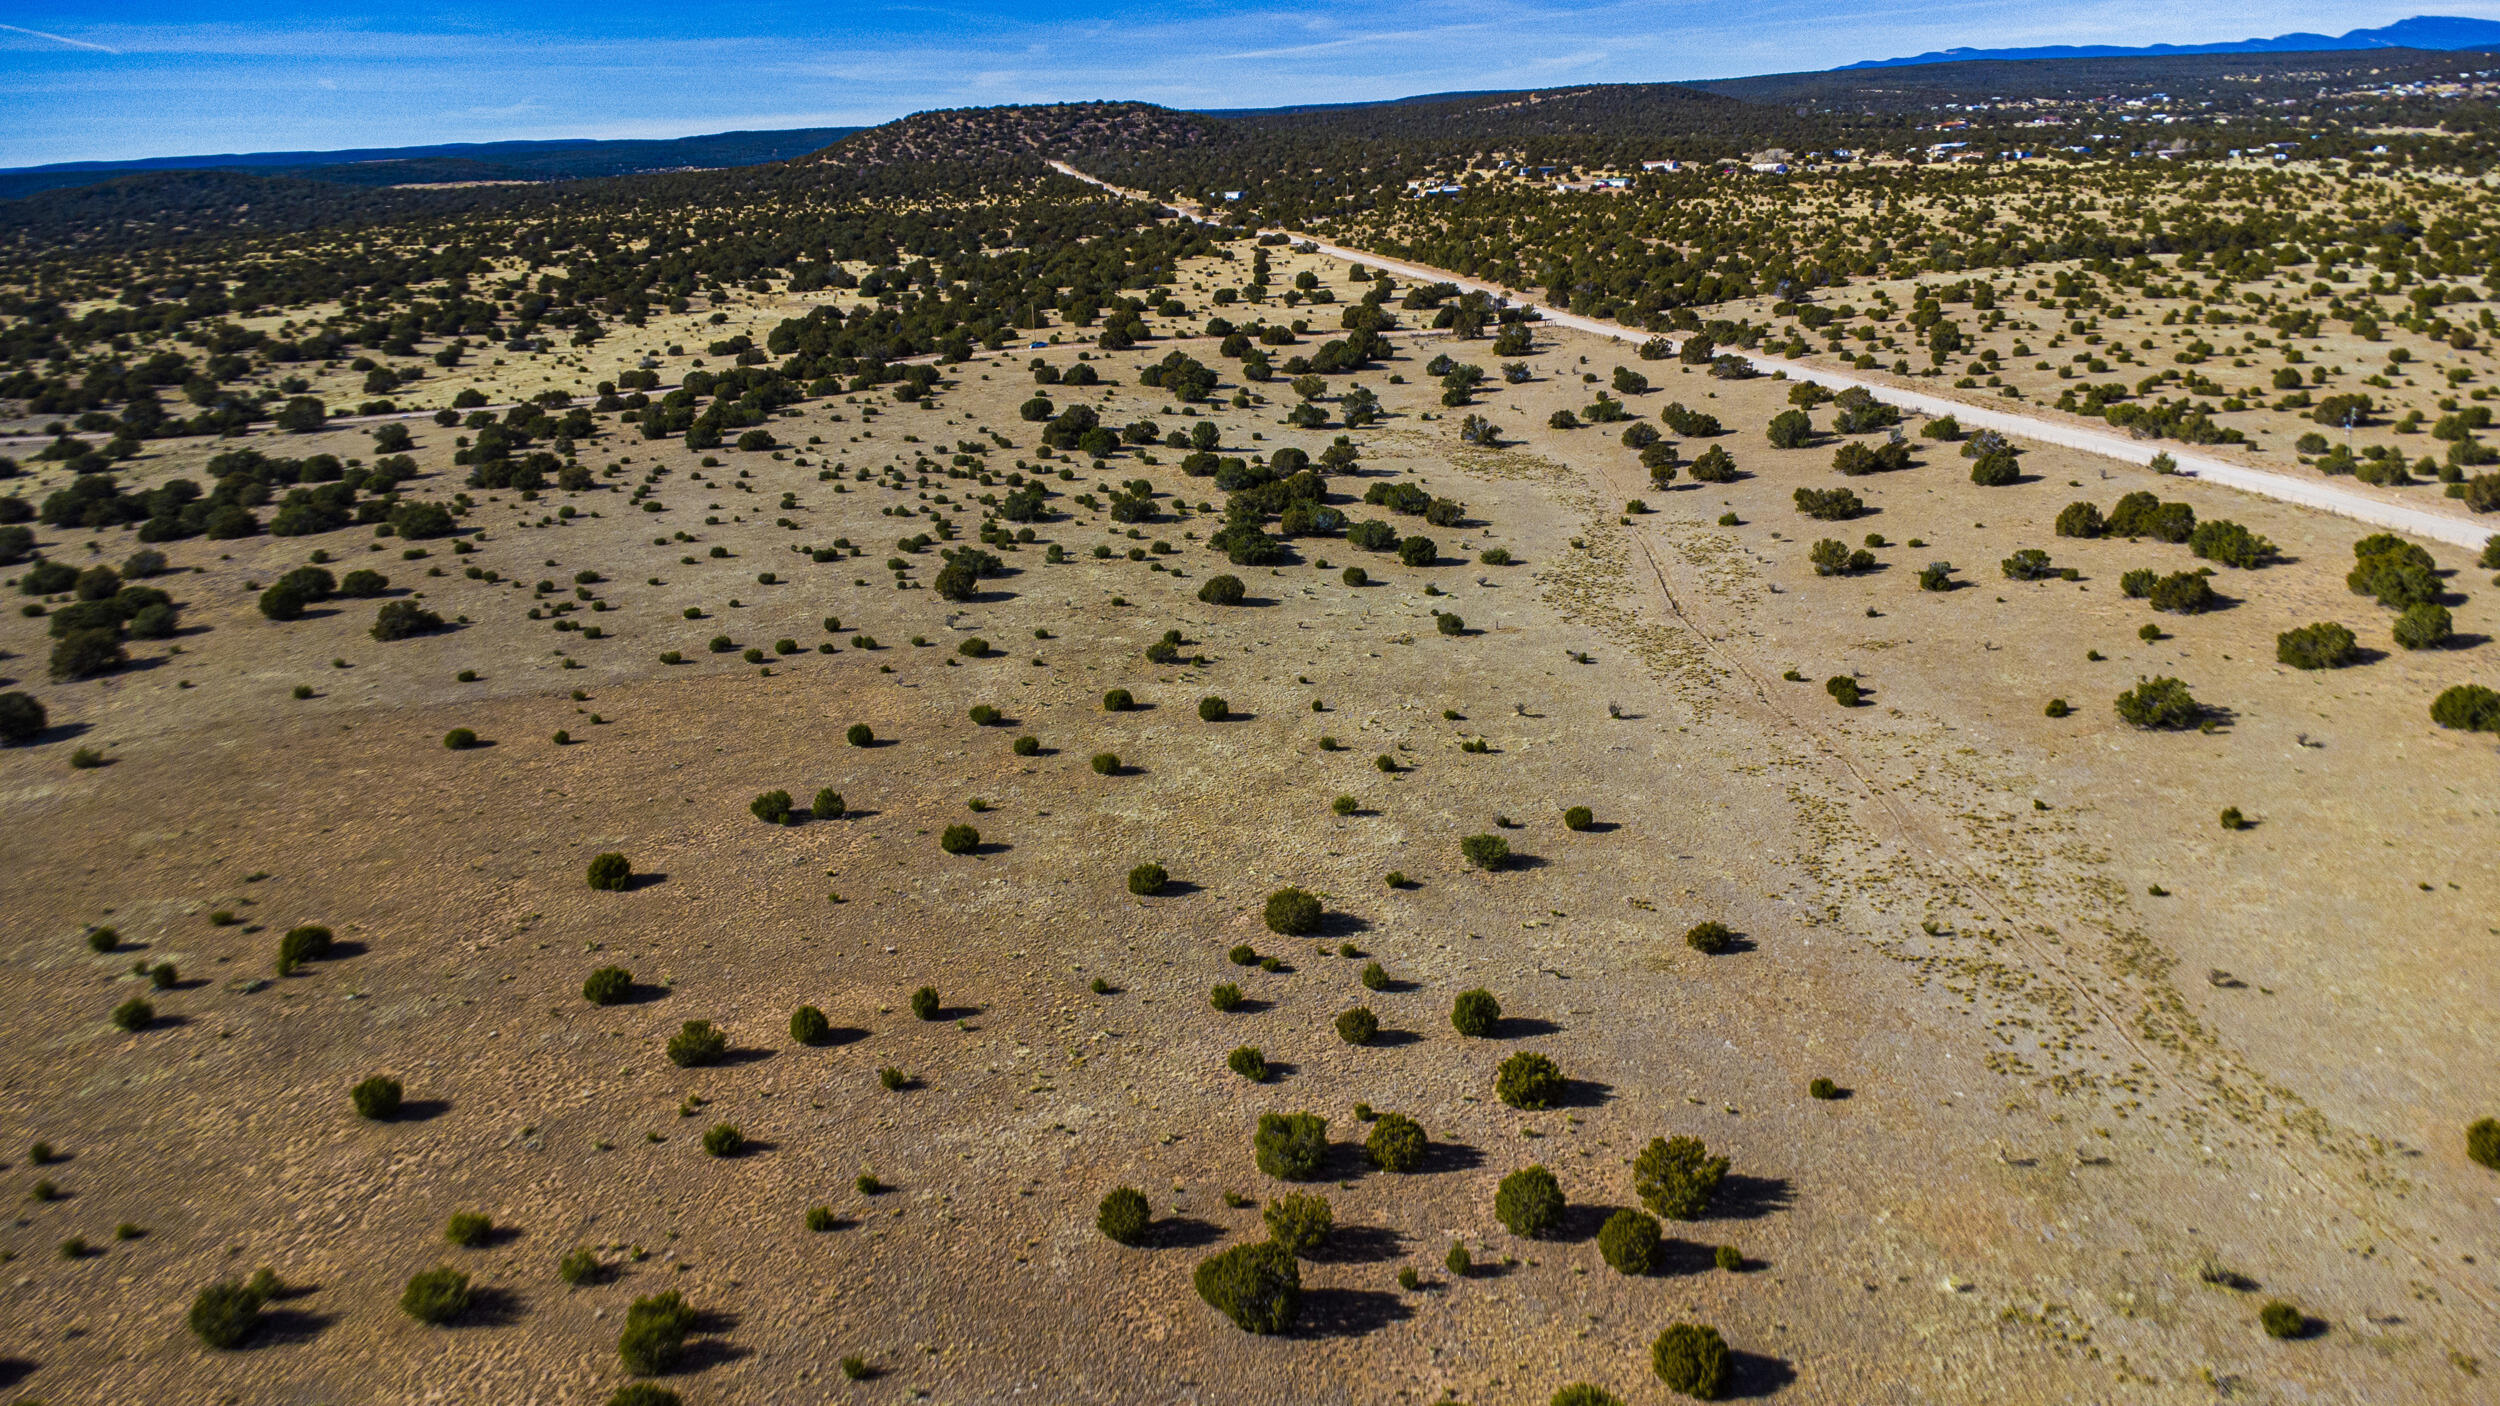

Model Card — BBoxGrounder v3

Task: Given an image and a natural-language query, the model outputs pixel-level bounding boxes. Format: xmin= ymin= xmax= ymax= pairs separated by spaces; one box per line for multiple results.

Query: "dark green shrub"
xmin=339 ymin=569 xmax=388 ymax=598
xmin=1460 ymin=833 xmax=1511 ymax=870
xmin=1652 ymin=1323 xmax=1732 ymax=1399
xmin=258 ymin=581 xmax=310 ymax=621
xmin=583 ymin=966 xmax=632 ymax=1004
xmin=1263 ymin=1191 xmax=1334 ymax=1256
xmin=2055 ymin=502 xmax=2107 ymax=538
xmin=939 ymin=824 xmax=979 ymax=854
xmin=445 ymin=1212 xmax=492 ymax=1247
xmin=188 ymin=1278 xmax=266 ymax=1349
xmin=51 ymin=627 xmax=125 ymax=680
xmin=1397 ymin=535 xmax=1437 ymax=567
xmin=2393 ymin=602 xmax=2453 ymax=650
xmin=1197 ymin=696 xmax=1230 ymax=722
xmin=701 ymin=1122 xmax=744 ymax=1156
xmin=2432 ymin=684 xmax=2500 ymax=732
xmin=618 ymin=1290 xmax=696 ymax=1374
xmin=1765 ymin=409 xmax=1813 ymax=448
xmin=665 ymin=1020 xmax=728 ymax=1067
xmin=110 ymin=995 xmax=153 ymax=1031
xmin=2191 ymin=519 xmax=2278 ymax=569
xmin=1809 ymin=1077 xmax=1841 ymax=1100
xmin=559 ymin=1248 xmax=602 ymax=1285
xmin=1012 ymin=734 xmax=1040 ymax=757
xmin=1361 ymin=961 xmax=1389 ymax=991
xmin=1551 ymin=1385 xmax=1625 ymax=1406
xmin=1199 ymin=574 xmax=1247 ymax=605
xmin=1969 ymin=450 xmax=2021 ymax=486
xmin=1792 ymin=486 xmax=1863 ymax=520
xmin=2276 ymin=623 xmax=2358 ymax=670
xmin=1634 ymin=1135 xmax=1729 ymax=1220
xmin=1685 ymin=921 xmax=1734 ymax=955
xmin=277 ymin=924 xmax=334 ymax=975
xmin=750 ymin=789 xmax=794 ymax=824
xmin=1826 ymin=675 xmax=1862 ymax=707
xmin=2220 ymin=807 xmax=2249 ymax=831
xmin=967 ymin=704 xmax=1000 ymax=726
xmin=586 ymin=852 xmax=632 ymax=890
xmin=1090 ymin=751 xmax=1120 ymax=775
xmin=1228 ymin=1045 xmax=1269 ymax=1081
xmin=0 ymin=691 xmax=45 ymax=745
xmin=87 ymin=927 xmax=115 ymax=953
xmin=1494 ymin=1165 xmax=1565 ymax=1237
xmin=351 ymin=1075 xmax=403 ymax=1120
xmin=1253 ymin=1111 xmax=1329 ymax=1180
xmin=2120 ymin=568 xmax=2158 ymax=598
xmin=370 ymin=599 xmax=444 ymax=640
xmin=1210 ymin=982 xmax=1244 ymax=1012
xmin=1562 ymin=806 xmax=1594 ymax=831
xmin=400 ymin=1265 xmax=472 ymax=1324
xmin=2466 ymin=1117 xmax=2500 ymax=1170
xmin=2115 ymin=676 xmax=2203 ymax=730
xmin=1103 ymin=688 xmax=1133 ymax=712
xmin=2258 ymin=1300 xmax=2311 ymax=1339
xmin=1098 ymin=1186 xmax=1151 ymax=1244
xmin=910 ymin=985 xmax=941 ymax=1019
xmin=1714 ymin=1245 xmax=1743 ymax=1271
xmin=443 ymin=727 xmax=479 ymax=750
xmin=805 ymin=1205 xmax=839 ymax=1232
xmin=2349 ymin=538 xmax=2440 ymax=609
xmin=1496 ymin=1051 xmax=1563 ymax=1110
xmin=790 ymin=1005 xmax=831 ymax=1045
xmin=1263 ymin=887 xmax=1321 ymax=935
xmin=1366 ymin=1112 xmax=1426 ymax=1172
xmin=1127 ymin=862 xmax=1167 ymax=896
xmin=2149 ymin=571 xmax=2218 ymax=613
xmin=1452 ymin=988 xmax=1501 ymax=1036
xmin=845 ymin=722 xmax=874 ymax=747
xmin=1335 ymin=1006 xmax=1379 ymax=1045
xmin=877 ymin=1067 xmax=905 ymax=1090
xmin=1599 ymin=1208 xmax=1663 ymax=1274
xmin=1194 ymin=1241 xmax=1300 ymax=1333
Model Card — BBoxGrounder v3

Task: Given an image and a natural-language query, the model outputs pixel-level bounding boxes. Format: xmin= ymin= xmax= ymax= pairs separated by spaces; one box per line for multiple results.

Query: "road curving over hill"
xmin=1049 ymin=159 xmax=2497 ymax=553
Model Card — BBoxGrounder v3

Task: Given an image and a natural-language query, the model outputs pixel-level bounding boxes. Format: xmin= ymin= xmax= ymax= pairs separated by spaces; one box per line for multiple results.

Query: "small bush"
xmin=665 ymin=1019 xmax=728 ymax=1067
xmin=1264 ymin=1191 xmax=1335 ymax=1257
xmin=1451 ymin=988 xmax=1501 ymax=1036
xmin=2276 ymin=622 xmax=2358 ymax=670
xmin=1342 ymin=565 xmax=1367 ymax=586
xmin=559 ymin=1248 xmax=602 ymax=1285
xmin=805 ymin=1205 xmax=839 ymax=1232
xmin=1228 ymin=1045 xmax=1269 ymax=1081
xmin=351 ymin=1075 xmax=403 ymax=1120
xmin=1090 ymin=751 xmax=1120 ymax=776
xmin=1361 ymin=961 xmax=1389 ymax=991
xmin=0 ymin=691 xmax=45 ymax=745
xmin=1552 ymin=1386 xmax=1626 ymax=1406
xmin=2432 ymin=684 xmax=2500 ymax=732
xmin=1809 ymin=1077 xmax=1841 ymax=1100
xmin=1210 ymin=982 xmax=1244 ymax=1012
xmin=1103 ymin=688 xmax=1134 ymax=712
xmin=2466 ymin=1117 xmax=2500 ymax=1170
xmin=1599 ymin=1208 xmax=1663 ymax=1275
xmin=939 ymin=823 xmax=979 ymax=854
xmin=1194 ymin=1241 xmax=1301 ymax=1333
xmin=1562 ymin=805 xmax=1594 ymax=831
xmin=586 ymin=852 xmax=632 ymax=890
xmin=1652 ymin=1323 xmax=1733 ymax=1399
xmin=1496 ymin=1050 xmax=1564 ymax=1110
xmin=2148 ymin=571 xmax=2218 ymax=614
xmin=443 ymin=727 xmax=480 ymax=750
xmin=189 ymin=1278 xmax=268 ymax=1348
xmin=619 ymin=1290 xmax=697 ymax=1375
xmin=701 ymin=1122 xmax=744 ymax=1157
xmin=808 ymin=788 xmax=843 ymax=819
xmin=1367 ymin=1112 xmax=1426 ymax=1172
xmin=2114 ymin=676 xmax=2203 ymax=730
xmin=110 ymin=995 xmax=153 ymax=1031
xmin=2393 ymin=602 xmax=2454 ymax=650
xmin=1826 ymin=675 xmax=1862 ymax=707
xmin=400 ymin=1265 xmax=472 ymax=1324
xmin=583 ymin=966 xmax=632 ymax=1004
xmin=1097 ymin=1186 xmax=1151 ymax=1245
xmin=1334 ymin=1006 xmax=1379 ymax=1045
xmin=844 ymin=723 xmax=874 ymax=747
xmin=1459 ymin=833 xmax=1511 ymax=870
xmin=1634 ymin=1135 xmax=1729 ymax=1220
xmin=1494 ymin=1164 xmax=1565 ymax=1237
xmin=1127 ymin=862 xmax=1167 ymax=896
xmin=789 ymin=1005 xmax=831 ymax=1045
xmin=1199 ymin=574 xmax=1246 ymax=605
xmin=2258 ymin=1300 xmax=2310 ymax=1340
xmin=1012 ymin=734 xmax=1040 ymax=756
xmin=1684 ymin=920 xmax=1736 ymax=954
xmin=370 ymin=599 xmax=444 ymax=641
xmin=1197 ymin=695 xmax=1230 ymax=722
xmin=750 ymin=789 xmax=795 ymax=824
xmin=276 ymin=923 xmax=334 ymax=975
xmin=1714 ymin=1244 xmax=1743 ymax=1271
xmin=1253 ymin=1111 xmax=1329 ymax=1180
xmin=910 ymin=985 xmax=941 ymax=1020
xmin=968 ymin=704 xmax=1000 ymax=726
xmin=445 ymin=1212 xmax=492 ymax=1247
xmin=1263 ymin=887 xmax=1321 ymax=935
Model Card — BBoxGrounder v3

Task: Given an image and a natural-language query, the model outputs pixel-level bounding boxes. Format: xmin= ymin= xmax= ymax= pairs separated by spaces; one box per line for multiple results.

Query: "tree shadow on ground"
xmin=1709 ymin=1174 xmax=1796 ymax=1221
xmin=1293 ymin=1288 xmax=1413 ymax=1339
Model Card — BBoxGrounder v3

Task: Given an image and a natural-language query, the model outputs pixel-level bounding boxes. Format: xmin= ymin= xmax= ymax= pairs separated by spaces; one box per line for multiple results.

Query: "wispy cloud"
xmin=0 ymin=22 xmax=120 ymax=54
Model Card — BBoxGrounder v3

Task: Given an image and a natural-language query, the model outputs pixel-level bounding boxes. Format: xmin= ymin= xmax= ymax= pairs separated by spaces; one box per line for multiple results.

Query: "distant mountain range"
xmin=0 ymin=128 xmax=859 ymax=202
xmin=1839 ymin=14 xmax=2500 ymax=70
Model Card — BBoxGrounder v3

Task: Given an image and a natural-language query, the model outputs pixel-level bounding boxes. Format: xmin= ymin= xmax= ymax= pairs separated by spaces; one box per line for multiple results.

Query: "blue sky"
xmin=0 ymin=1 xmax=2483 ymax=168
